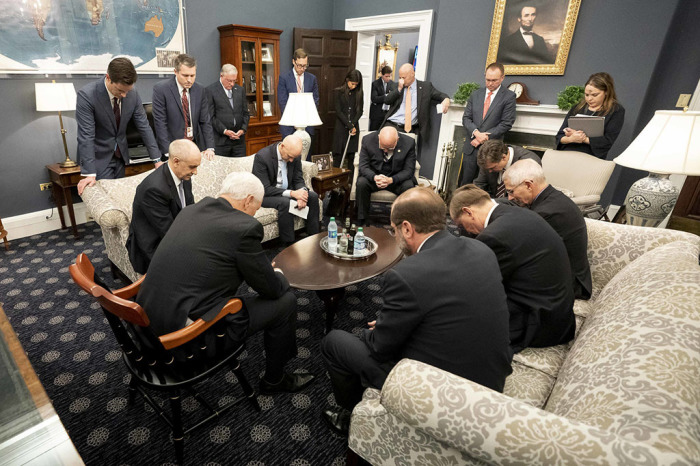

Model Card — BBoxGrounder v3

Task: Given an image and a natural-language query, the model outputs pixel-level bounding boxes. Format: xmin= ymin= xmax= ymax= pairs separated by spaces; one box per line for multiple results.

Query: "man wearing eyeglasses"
xmin=474 ymin=139 xmax=540 ymax=198
xmin=277 ymin=48 xmax=320 ymax=138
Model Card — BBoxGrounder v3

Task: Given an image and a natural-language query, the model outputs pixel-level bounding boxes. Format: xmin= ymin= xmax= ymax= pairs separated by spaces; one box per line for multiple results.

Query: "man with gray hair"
xmin=206 ymin=64 xmax=249 ymax=157
xmin=503 ymin=159 xmax=591 ymax=299
xmin=137 ymin=171 xmax=315 ymax=395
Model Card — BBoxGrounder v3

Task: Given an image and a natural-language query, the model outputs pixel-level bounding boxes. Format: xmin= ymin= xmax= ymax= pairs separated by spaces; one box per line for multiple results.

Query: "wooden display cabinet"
xmin=218 ymin=24 xmax=283 ymax=156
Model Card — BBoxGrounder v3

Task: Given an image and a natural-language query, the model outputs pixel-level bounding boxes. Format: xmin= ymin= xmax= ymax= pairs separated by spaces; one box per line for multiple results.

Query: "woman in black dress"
xmin=332 ymin=69 xmax=363 ymax=168
xmin=555 ymin=72 xmax=625 ymax=159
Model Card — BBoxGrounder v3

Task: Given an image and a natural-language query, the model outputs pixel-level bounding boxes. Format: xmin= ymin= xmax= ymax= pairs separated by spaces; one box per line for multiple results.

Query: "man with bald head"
xmin=382 ymin=63 xmax=450 ymax=148
xmin=252 ymin=135 xmax=320 ymax=244
xmin=356 ymin=126 xmax=417 ymax=226
xmin=206 ymin=64 xmax=250 ymax=157
xmin=320 ymin=187 xmax=512 ymax=436
xmin=503 ymin=159 xmax=591 ymax=300
xmin=127 ymin=139 xmax=201 ymax=274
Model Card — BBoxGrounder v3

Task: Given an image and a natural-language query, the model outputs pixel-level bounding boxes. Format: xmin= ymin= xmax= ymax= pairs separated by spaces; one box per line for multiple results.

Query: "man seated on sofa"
xmin=137 ymin=171 xmax=315 ymax=395
xmin=503 ymin=159 xmax=592 ymax=300
xmin=356 ymin=126 xmax=417 ymax=226
xmin=252 ymin=135 xmax=320 ymax=245
xmin=320 ymin=187 xmax=512 ymax=436
xmin=449 ymin=184 xmax=576 ymax=354
xmin=126 ymin=139 xmax=201 ymax=274
xmin=474 ymin=139 xmax=540 ymax=198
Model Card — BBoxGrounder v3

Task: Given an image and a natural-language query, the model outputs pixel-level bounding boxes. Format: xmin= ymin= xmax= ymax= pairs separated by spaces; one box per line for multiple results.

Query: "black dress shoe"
xmin=259 ymin=372 xmax=315 ymax=395
xmin=322 ymin=406 xmax=351 ymax=436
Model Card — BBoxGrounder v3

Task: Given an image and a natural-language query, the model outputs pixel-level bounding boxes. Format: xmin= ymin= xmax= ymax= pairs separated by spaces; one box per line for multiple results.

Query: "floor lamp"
xmin=614 ymin=109 xmax=700 ymax=227
xmin=279 ymin=92 xmax=322 ymax=160
xmin=35 ymin=81 xmax=78 ymax=168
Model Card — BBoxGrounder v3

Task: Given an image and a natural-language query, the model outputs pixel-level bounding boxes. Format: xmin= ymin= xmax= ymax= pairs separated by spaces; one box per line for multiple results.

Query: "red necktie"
xmin=296 ymin=74 xmax=303 ymax=93
xmin=483 ymin=91 xmax=493 ymax=119
xmin=181 ymin=89 xmax=191 ymax=139
xmin=113 ymin=97 xmax=122 ymax=159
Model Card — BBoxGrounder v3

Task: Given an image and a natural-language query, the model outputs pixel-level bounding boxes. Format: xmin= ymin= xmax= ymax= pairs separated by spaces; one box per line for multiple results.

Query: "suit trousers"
xmin=321 ymin=329 xmax=396 ymax=411
xmin=356 ymin=177 xmax=415 ymax=222
xmin=262 ymin=191 xmax=320 ymax=243
xmin=97 ymin=156 xmax=126 ymax=180
xmin=460 ymin=149 xmax=480 ymax=186
xmin=216 ymin=137 xmax=246 ymax=158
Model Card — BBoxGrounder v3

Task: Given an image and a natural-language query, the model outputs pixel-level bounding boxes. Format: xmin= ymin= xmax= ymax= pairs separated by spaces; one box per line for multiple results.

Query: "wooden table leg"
xmin=63 ymin=188 xmax=80 ymax=239
xmin=315 ymin=288 xmax=345 ymax=333
xmin=51 ymin=183 xmax=67 ymax=230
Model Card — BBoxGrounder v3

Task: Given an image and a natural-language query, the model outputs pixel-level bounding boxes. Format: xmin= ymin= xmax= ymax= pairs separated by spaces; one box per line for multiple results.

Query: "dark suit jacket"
xmin=137 ymin=197 xmax=289 ymax=336
xmin=555 ymin=104 xmax=626 ymax=159
xmin=252 ymin=143 xmax=307 ymax=198
xmin=474 ymin=145 xmax=541 ymax=196
xmin=369 ymin=78 xmax=396 ymax=124
xmin=498 ymin=30 xmax=552 ymax=65
xmin=362 ymin=230 xmax=512 ymax=392
xmin=477 ymin=204 xmax=575 ymax=353
xmin=277 ymin=69 xmax=320 ymax=137
xmin=152 ymin=76 xmax=215 ymax=154
xmin=358 ymin=131 xmax=417 ymax=186
xmin=462 ymin=86 xmax=517 ymax=158
xmin=530 ymin=185 xmax=592 ymax=300
xmin=205 ymin=81 xmax=250 ymax=148
xmin=76 ymin=79 xmax=160 ymax=177
xmin=126 ymin=163 xmax=194 ymax=275
xmin=332 ymin=87 xmax=363 ymax=155
xmin=382 ymin=79 xmax=449 ymax=143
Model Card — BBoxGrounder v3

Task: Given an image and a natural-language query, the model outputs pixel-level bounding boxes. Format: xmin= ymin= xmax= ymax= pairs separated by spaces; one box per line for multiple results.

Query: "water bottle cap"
xmin=330 ymin=217 xmax=335 ymax=221
xmin=358 ymin=227 xmax=363 ymax=231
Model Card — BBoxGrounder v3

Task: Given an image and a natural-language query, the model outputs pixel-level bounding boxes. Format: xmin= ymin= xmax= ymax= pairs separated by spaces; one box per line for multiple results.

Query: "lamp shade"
xmin=279 ymin=92 xmax=322 ymax=127
xmin=35 ymin=82 xmax=77 ymax=112
xmin=614 ymin=110 xmax=700 ymax=176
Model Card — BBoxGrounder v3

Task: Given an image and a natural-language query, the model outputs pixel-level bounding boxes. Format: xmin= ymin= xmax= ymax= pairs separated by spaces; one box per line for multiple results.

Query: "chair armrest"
xmin=112 ymin=275 xmax=145 ymax=300
xmin=380 ymin=359 xmax=689 ymax=464
xmin=301 ymin=160 xmax=319 ymax=191
xmin=80 ymin=182 xmax=129 ymax=228
xmin=159 ymin=298 xmax=243 ymax=350
xmin=571 ymin=194 xmax=600 ymax=206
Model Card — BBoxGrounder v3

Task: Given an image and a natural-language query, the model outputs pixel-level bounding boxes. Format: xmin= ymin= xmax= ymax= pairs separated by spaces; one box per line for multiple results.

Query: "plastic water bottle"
xmin=328 ymin=217 xmax=338 ymax=251
xmin=354 ymin=227 xmax=366 ymax=255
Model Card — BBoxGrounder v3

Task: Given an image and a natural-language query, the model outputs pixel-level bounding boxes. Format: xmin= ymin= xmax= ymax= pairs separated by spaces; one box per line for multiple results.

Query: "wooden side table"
xmin=311 ymin=167 xmax=352 ymax=219
xmin=0 ymin=217 xmax=9 ymax=250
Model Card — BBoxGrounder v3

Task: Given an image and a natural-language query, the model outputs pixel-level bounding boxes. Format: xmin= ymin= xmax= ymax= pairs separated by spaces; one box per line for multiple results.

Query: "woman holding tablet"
xmin=555 ymin=72 xmax=625 ymax=159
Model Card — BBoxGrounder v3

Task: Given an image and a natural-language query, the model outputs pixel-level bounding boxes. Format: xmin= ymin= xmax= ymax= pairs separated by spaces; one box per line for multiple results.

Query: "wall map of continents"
xmin=0 ymin=0 xmax=184 ymax=73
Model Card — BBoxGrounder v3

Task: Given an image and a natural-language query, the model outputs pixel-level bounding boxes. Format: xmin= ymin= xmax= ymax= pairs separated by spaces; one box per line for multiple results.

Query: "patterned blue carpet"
xmin=0 ymin=222 xmax=394 ymax=465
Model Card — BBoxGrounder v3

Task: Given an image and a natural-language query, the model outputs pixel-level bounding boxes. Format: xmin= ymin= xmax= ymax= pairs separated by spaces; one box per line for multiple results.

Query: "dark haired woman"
xmin=332 ymin=69 xmax=363 ymax=168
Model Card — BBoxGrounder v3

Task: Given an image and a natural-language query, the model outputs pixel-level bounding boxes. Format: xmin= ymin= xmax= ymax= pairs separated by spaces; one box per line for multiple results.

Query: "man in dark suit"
xmin=460 ymin=63 xmax=517 ymax=186
xmin=76 ymin=57 xmax=161 ymax=194
xmin=504 ymin=159 xmax=592 ymax=300
xmin=252 ymin=135 xmax=320 ymax=244
xmin=152 ymin=53 xmax=215 ymax=161
xmin=136 ymin=171 xmax=315 ymax=394
xmin=450 ymin=185 xmax=576 ymax=353
xmin=126 ymin=139 xmax=201 ymax=275
xmin=474 ymin=140 xmax=541 ymax=197
xmin=498 ymin=5 xmax=552 ymax=65
xmin=320 ymin=188 xmax=512 ymax=436
xmin=206 ymin=64 xmax=249 ymax=157
xmin=356 ymin=127 xmax=417 ymax=226
xmin=382 ymin=63 xmax=450 ymax=150
xmin=369 ymin=66 xmax=396 ymax=131
xmin=277 ymin=48 xmax=320 ymax=138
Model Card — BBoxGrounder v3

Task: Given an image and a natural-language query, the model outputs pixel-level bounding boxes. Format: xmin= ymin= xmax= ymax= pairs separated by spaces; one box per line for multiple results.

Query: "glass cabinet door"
xmin=239 ymin=40 xmax=258 ymax=120
xmin=260 ymin=41 xmax=277 ymax=119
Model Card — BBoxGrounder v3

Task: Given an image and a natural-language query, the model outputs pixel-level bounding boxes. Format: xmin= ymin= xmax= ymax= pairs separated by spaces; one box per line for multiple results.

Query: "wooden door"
xmin=667 ymin=176 xmax=700 ymax=236
xmin=293 ymin=28 xmax=357 ymax=156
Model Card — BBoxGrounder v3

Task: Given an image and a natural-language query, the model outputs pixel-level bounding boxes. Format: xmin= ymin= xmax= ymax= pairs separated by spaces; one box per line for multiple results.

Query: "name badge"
xmin=186 ymin=126 xmax=193 ymax=138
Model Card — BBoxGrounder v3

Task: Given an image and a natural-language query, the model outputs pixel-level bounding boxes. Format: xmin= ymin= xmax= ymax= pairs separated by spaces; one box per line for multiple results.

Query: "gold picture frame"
xmin=486 ymin=0 xmax=581 ymax=75
xmin=375 ymin=34 xmax=399 ymax=80
xmin=312 ymin=154 xmax=332 ymax=174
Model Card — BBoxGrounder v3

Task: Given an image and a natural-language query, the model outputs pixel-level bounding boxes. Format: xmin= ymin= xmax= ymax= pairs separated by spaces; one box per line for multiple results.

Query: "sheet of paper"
xmin=289 ymin=200 xmax=309 ymax=219
xmin=436 ymin=103 xmax=442 ymax=114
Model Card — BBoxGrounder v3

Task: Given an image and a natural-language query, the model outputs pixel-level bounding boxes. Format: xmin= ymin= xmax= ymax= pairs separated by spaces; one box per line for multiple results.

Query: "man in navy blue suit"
xmin=76 ymin=57 xmax=161 ymax=194
xmin=277 ymin=48 xmax=320 ymax=138
xmin=152 ymin=53 xmax=216 ymax=161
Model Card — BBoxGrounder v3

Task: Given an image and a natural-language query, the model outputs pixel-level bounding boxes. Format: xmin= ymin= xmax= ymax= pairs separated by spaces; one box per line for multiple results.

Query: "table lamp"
xmin=614 ymin=109 xmax=700 ymax=227
xmin=35 ymin=81 xmax=78 ymax=168
xmin=279 ymin=92 xmax=322 ymax=160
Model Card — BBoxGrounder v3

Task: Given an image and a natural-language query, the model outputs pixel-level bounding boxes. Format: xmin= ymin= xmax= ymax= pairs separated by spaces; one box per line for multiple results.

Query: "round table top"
xmin=273 ymin=226 xmax=403 ymax=291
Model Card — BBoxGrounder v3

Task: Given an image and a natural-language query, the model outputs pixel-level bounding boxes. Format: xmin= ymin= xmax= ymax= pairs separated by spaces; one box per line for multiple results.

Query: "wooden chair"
xmin=0 ymin=217 xmax=9 ymax=250
xmin=69 ymin=253 xmax=260 ymax=464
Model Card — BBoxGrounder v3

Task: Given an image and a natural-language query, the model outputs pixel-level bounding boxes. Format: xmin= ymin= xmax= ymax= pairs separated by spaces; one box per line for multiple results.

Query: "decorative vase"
xmin=625 ymin=173 xmax=678 ymax=227
xmin=294 ymin=127 xmax=311 ymax=160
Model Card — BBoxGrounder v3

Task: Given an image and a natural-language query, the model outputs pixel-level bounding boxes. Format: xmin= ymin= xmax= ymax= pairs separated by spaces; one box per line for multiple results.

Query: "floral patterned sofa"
xmin=349 ymin=219 xmax=700 ymax=465
xmin=80 ymin=155 xmax=319 ymax=283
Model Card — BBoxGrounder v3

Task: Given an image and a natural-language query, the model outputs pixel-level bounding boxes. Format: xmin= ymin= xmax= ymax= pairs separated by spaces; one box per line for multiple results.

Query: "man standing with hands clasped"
xmin=206 ymin=64 xmax=249 ymax=157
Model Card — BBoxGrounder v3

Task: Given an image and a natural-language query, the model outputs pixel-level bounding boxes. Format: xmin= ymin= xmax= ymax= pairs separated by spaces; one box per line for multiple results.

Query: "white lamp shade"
xmin=35 ymin=82 xmax=77 ymax=112
xmin=614 ymin=110 xmax=700 ymax=176
xmin=279 ymin=92 xmax=322 ymax=127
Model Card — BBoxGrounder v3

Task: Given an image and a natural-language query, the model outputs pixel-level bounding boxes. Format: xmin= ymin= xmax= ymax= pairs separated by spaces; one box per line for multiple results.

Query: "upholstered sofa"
xmin=349 ymin=219 xmax=700 ymax=465
xmin=80 ymin=155 xmax=319 ymax=283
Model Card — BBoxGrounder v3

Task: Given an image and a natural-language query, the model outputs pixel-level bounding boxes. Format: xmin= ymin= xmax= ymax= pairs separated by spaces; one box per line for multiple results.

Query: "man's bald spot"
xmin=379 ymin=126 xmax=399 ymax=148
xmin=169 ymin=139 xmax=200 ymax=161
xmin=282 ymin=135 xmax=303 ymax=157
xmin=399 ymin=63 xmax=414 ymax=76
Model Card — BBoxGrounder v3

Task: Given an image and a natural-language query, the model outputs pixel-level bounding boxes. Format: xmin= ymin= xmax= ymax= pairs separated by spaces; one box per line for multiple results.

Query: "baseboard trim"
xmin=3 ymin=202 xmax=90 ymax=241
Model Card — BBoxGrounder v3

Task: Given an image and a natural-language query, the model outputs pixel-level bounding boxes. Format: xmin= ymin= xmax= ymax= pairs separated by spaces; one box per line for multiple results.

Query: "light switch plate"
xmin=676 ymin=94 xmax=691 ymax=108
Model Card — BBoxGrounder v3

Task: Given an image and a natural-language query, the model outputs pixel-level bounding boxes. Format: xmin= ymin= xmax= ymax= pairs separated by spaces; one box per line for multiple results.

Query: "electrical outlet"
xmin=39 ymin=183 xmax=52 ymax=191
xmin=676 ymin=94 xmax=691 ymax=108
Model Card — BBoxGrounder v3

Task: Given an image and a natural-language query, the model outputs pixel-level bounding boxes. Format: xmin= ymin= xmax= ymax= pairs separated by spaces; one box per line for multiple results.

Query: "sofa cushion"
xmin=503 ymin=361 xmax=556 ymax=409
xmin=545 ymin=241 xmax=700 ymax=463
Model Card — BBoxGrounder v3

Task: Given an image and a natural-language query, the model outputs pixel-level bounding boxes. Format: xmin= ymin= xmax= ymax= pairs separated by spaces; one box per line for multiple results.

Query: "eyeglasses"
xmin=505 ymin=181 xmax=527 ymax=195
xmin=294 ymin=63 xmax=309 ymax=69
xmin=387 ymin=226 xmax=397 ymax=237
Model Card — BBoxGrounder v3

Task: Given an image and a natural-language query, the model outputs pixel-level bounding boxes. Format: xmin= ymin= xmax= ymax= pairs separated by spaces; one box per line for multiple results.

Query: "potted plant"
xmin=557 ymin=85 xmax=584 ymax=110
xmin=453 ymin=82 xmax=480 ymax=105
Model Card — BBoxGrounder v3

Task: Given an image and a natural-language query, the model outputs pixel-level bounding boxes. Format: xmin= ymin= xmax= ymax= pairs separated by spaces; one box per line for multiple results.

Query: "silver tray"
xmin=320 ymin=236 xmax=378 ymax=261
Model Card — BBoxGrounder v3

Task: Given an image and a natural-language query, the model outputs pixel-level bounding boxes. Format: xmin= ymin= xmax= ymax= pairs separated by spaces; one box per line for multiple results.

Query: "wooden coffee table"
xmin=273 ymin=226 xmax=403 ymax=332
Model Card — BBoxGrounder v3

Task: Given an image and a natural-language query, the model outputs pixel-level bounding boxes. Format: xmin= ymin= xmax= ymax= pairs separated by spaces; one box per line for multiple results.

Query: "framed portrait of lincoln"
xmin=486 ymin=0 xmax=581 ymax=75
